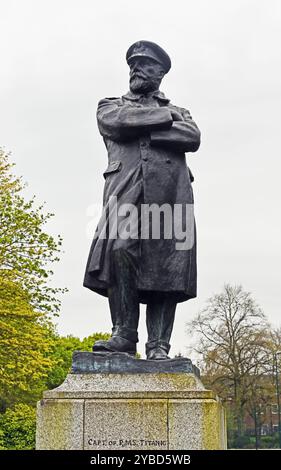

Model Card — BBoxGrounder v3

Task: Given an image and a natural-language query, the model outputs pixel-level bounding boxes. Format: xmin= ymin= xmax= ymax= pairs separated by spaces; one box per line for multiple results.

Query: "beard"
xmin=129 ymin=74 xmax=161 ymax=94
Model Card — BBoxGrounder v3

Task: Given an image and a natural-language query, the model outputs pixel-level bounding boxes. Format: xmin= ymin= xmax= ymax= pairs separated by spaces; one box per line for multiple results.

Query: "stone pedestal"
xmin=36 ymin=352 xmax=227 ymax=450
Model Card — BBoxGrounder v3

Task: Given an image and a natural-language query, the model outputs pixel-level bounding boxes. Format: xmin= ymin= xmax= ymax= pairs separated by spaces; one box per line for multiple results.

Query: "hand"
xmin=170 ymin=109 xmax=183 ymax=121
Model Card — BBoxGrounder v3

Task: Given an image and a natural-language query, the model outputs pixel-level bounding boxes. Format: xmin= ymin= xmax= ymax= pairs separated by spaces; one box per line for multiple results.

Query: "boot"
xmin=93 ymin=335 xmax=137 ymax=355
xmin=146 ymin=340 xmax=171 ymax=360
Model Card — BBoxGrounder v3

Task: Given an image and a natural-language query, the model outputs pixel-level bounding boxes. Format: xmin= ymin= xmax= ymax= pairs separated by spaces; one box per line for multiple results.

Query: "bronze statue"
xmin=84 ymin=41 xmax=200 ymax=360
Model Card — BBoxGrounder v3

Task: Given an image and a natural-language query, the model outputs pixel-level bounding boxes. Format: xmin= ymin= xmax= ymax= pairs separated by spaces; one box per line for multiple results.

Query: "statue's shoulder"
xmin=98 ymin=96 xmax=122 ymax=108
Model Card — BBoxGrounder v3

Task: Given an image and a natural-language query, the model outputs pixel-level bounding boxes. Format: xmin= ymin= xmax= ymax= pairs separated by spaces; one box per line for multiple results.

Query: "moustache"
xmin=130 ymin=72 xmax=148 ymax=81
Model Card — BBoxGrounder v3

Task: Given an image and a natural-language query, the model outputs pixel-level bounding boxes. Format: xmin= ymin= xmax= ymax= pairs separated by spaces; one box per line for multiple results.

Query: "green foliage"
xmin=228 ymin=433 xmax=252 ymax=449
xmin=0 ymin=428 xmax=5 ymax=450
xmin=0 ymin=275 xmax=58 ymax=408
xmin=0 ymin=149 xmax=64 ymax=408
xmin=0 ymin=331 xmax=110 ymax=449
xmin=258 ymin=434 xmax=280 ymax=449
xmin=0 ymin=403 xmax=36 ymax=450
xmin=228 ymin=434 xmax=280 ymax=449
xmin=46 ymin=333 xmax=110 ymax=389
xmin=0 ymin=148 xmax=65 ymax=316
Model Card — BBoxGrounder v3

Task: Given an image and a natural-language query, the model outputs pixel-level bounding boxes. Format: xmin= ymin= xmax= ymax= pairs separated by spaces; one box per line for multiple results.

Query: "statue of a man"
xmin=83 ymin=40 xmax=200 ymax=360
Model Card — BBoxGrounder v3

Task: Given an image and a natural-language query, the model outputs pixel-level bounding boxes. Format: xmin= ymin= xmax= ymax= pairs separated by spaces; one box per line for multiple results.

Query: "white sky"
xmin=1 ymin=0 xmax=281 ymax=360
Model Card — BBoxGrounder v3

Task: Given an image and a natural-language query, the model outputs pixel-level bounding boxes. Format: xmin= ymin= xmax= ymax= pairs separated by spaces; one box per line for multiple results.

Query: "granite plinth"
xmin=36 ymin=352 xmax=227 ymax=450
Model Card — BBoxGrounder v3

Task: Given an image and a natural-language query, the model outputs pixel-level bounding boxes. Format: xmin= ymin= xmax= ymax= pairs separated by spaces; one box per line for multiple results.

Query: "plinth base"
xmin=36 ymin=352 xmax=227 ymax=450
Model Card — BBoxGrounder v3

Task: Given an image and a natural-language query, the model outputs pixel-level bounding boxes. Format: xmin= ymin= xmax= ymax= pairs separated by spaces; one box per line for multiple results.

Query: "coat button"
xmin=142 ymin=156 xmax=148 ymax=161
xmin=166 ymin=158 xmax=171 ymax=163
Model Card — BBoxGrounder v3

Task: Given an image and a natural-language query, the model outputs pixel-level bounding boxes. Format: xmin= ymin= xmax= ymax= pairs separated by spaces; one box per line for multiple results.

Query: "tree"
xmin=0 ymin=148 xmax=64 ymax=408
xmin=0 ymin=148 xmax=64 ymax=315
xmin=0 ymin=276 xmax=57 ymax=408
xmin=0 ymin=403 xmax=36 ymax=450
xmin=245 ymin=375 xmax=274 ymax=448
xmin=45 ymin=333 xmax=110 ymax=390
xmin=0 ymin=332 xmax=111 ymax=449
xmin=187 ymin=284 xmax=272 ymax=440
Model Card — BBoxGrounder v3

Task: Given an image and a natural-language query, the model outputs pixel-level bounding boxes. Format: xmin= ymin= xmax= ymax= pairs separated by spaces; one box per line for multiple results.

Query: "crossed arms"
xmin=97 ymin=98 xmax=201 ymax=153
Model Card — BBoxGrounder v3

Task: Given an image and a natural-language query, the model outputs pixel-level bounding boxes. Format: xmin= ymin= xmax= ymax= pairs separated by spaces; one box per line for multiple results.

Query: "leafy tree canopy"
xmin=0 ymin=149 xmax=64 ymax=408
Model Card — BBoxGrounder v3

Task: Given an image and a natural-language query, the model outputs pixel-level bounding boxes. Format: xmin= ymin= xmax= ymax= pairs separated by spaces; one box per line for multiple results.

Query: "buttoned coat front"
xmin=83 ymin=90 xmax=201 ymax=303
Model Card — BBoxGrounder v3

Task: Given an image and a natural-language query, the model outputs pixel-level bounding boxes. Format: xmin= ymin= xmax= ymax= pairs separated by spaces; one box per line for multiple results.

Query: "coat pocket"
xmin=103 ymin=160 xmax=122 ymax=179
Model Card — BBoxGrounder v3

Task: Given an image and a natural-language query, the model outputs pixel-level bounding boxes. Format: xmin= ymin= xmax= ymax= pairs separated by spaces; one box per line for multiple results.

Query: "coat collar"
xmin=122 ymin=90 xmax=170 ymax=104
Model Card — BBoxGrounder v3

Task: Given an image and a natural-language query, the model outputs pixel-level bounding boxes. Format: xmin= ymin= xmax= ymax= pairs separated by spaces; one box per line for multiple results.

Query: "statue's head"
xmin=126 ymin=40 xmax=171 ymax=94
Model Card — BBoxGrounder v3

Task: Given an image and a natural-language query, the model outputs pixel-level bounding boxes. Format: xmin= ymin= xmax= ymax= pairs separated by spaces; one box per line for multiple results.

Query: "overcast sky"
xmin=1 ymin=0 xmax=281 ymax=360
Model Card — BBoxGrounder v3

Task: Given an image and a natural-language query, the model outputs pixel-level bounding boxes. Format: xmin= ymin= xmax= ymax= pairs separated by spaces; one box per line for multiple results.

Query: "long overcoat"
xmin=83 ymin=90 xmax=201 ymax=303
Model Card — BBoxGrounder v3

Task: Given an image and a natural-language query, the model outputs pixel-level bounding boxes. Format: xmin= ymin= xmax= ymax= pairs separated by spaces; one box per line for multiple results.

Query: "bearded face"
xmin=129 ymin=57 xmax=165 ymax=94
xmin=129 ymin=73 xmax=162 ymax=93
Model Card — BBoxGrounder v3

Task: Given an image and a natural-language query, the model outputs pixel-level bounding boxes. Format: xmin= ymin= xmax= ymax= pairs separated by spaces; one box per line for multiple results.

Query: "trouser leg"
xmin=108 ymin=248 xmax=140 ymax=343
xmin=145 ymin=292 xmax=177 ymax=359
xmin=93 ymin=247 xmax=139 ymax=353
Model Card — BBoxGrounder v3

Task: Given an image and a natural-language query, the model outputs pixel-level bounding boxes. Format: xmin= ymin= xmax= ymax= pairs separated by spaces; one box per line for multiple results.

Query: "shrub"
xmin=0 ymin=403 xmax=36 ymax=449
